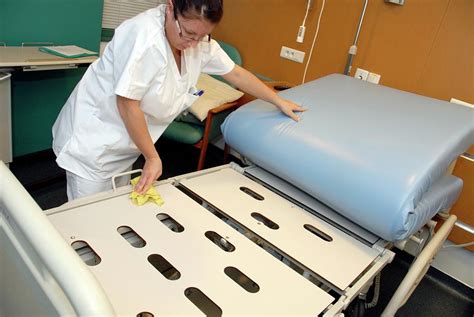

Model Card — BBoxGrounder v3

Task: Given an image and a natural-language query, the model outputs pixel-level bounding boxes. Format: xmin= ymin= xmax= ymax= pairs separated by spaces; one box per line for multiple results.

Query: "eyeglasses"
xmin=174 ymin=15 xmax=211 ymax=43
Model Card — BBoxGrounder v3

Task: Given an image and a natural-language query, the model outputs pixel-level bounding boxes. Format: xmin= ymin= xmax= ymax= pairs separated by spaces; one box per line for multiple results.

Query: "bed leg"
xmin=381 ymin=215 xmax=457 ymax=317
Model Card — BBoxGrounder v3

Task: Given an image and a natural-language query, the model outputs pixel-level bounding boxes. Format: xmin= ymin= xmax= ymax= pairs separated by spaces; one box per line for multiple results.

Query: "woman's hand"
xmin=221 ymin=66 xmax=306 ymax=121
xmin=275 ymin=98 xmax=307 ymax=121
xmin=134 ymin=156 xmax=163 ymax=194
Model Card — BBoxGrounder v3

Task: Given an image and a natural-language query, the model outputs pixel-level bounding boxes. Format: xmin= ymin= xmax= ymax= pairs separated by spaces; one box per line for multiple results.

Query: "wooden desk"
xmin=0 ymin=47 xmax=97 ymax=163
xmin=0 ymin=46 xmax=96 ymax=69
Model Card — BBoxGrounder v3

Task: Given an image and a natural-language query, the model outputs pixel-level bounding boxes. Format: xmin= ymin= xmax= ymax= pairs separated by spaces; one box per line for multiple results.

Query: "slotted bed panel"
xmin=180 ymin=168 xmax=381 ymax=291
xmin=47 ymin=180 xmax=334 ymax=316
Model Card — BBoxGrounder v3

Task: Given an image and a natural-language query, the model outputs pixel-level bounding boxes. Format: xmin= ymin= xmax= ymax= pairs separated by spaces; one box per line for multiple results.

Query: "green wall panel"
xmin=0 ymin=0 xmax=103 ymax=157
xmin=0 ymin=0 xmax=103 ymax=51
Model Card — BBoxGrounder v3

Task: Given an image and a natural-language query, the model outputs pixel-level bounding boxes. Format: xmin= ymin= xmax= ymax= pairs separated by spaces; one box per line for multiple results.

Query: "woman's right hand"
xmin=116 ymin=95 xmax=164 ymax=194
xmin=134 ymin=156 xmax=163 ymax=194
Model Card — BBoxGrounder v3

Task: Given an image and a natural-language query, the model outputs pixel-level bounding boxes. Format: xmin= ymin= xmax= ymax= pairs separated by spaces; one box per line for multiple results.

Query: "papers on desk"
xmin=39 ymin=45 xmax=98 ymax=58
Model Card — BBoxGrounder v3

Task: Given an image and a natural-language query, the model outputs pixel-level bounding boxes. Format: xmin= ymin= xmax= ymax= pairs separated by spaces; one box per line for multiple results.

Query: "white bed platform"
xmin=0 ymin=161 xmax=456 ymax=317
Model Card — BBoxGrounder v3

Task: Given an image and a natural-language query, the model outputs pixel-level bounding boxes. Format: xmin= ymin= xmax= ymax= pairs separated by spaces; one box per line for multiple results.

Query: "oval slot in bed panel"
xmin=224 ymin=266 xmax=260 ymax=293
xmin=251 ymin=212 xmax=279 ymax=230
xmin=148 ymin=254 xmax=181 ymax=280
xmin=205 ymin=231 xmax=236 ymax=252
xmin=304 ymin=224 xmax=333 ymax=242
xmin=156 ymin=213 xmax=184 ymax=233
xmin=71 ymin=240 xmax=101 ymax=266
xmin=240 ymin=186 xmax=264 ymax=201
xmin=117 ymin=225 xmax=146 ymax=248
xmin=184 ymin=287 xmax=222 ymax=317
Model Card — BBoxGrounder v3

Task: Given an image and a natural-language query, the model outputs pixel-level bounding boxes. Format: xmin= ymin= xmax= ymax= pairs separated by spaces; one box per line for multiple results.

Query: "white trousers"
xmin=66 ymin=168 xmax=132 ymax=201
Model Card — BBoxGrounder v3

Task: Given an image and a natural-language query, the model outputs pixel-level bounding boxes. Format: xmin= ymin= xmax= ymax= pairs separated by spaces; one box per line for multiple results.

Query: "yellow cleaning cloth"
xmin=129 ymin=177 xmax=164 ymax=206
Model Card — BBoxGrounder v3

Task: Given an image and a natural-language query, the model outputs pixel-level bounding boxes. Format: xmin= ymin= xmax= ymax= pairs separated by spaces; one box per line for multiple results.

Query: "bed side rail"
xmin=0 ymin=161 xmax=115 ymax=316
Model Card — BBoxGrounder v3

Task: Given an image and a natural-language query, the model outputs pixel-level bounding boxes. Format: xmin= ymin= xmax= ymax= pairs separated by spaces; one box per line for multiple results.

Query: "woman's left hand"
xmin=276 ymin=98 xmax=307 ymax=121
xmin=221 ymin=66 xmax=306 ymax=121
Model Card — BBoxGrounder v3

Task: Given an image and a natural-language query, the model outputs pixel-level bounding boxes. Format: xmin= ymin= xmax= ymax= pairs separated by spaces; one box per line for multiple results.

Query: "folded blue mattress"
xmin=222 ymin=74 xmax=474 ymax=241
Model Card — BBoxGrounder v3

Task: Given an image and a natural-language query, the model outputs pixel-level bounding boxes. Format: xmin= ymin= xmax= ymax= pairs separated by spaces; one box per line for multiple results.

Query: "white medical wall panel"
xmin=102 ymin=0 xmax=166 ymax=29
xmin=0 ymin=72 xmax=12 ymax=163
xmin=181 ymin=168 xmax=381 ymax=291
xmin=48 ymin=182 xmax=334 ymax=316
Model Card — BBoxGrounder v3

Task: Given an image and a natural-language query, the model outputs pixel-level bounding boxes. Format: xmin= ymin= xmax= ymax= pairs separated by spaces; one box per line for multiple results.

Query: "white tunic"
xmin=52 ymin=5 xmax=234 ymax=181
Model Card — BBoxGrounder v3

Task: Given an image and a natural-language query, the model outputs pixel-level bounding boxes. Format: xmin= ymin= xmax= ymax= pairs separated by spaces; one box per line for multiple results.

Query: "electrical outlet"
xmin=280 ymin=46 xmax=305 ymax=63
xmin=367 ymin=72 xmax=381 ymax=84
xmin=354 ymin=68 xmax=369 ymax=80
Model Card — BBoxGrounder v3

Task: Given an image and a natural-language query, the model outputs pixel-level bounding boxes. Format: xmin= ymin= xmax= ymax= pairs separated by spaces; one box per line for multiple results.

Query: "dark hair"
xmin=173 ymin=0 xmax=223 ymax=24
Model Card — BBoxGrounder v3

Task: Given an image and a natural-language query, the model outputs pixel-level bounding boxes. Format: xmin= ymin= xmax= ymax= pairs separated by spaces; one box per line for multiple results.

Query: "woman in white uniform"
xmin=53 ymin=0 xmax=304 ymax=201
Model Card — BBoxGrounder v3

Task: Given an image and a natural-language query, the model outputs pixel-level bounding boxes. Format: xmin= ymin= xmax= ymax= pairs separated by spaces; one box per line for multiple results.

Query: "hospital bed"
xmin=0 ymin=74 xmax=472 ymax=316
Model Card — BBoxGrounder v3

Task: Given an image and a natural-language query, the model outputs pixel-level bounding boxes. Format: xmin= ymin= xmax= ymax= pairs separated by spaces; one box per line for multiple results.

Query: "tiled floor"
xmin=8 ymin=139 xmax=474 ymax=316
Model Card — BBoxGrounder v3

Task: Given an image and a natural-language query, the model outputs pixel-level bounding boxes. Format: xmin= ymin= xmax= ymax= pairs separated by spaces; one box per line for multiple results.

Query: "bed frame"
xmin=0 ymin=161 xmax=457 ymax=316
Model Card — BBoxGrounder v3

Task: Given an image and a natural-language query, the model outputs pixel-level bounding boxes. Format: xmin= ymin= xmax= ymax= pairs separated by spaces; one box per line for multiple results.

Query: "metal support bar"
xmin=454 ymin=219 xmax=474 ymax=235
xmin=382 ymin=215 xmax=457 ymax=316
xmin=343 ymin=0 xmax=369 ymax=75
xmin=23 ymin=64 xmax=78 ymax=72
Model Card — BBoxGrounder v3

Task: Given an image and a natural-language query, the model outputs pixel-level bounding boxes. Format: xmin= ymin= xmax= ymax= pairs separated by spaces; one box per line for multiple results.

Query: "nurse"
xmin=53 ymin=0 xmax=304 ymax=201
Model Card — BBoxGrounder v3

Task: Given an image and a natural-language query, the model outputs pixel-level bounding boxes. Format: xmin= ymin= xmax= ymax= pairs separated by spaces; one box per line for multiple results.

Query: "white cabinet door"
xmin=0 ymin=72 xmax=12 ymax=164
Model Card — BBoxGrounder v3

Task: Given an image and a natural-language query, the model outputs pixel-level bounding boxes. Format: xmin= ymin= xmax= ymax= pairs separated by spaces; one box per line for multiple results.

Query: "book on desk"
xmin=39 ymin=45 xmax=98 ymax=58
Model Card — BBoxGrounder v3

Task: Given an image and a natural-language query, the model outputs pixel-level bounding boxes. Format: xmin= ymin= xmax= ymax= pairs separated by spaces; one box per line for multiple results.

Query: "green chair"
xmin=162 ymin=40 xmax=247 ymax=170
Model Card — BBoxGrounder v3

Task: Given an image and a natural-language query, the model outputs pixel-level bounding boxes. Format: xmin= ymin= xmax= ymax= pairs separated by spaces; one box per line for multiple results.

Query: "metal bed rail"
xmin=382 ymin=214 xmax=458 ymax=316
xmin=0 ymin=161 xmax=115 ymax=316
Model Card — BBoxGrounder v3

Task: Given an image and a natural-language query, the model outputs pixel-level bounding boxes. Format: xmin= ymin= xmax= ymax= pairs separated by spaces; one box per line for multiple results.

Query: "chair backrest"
xmin=213 ymin=40 xmax=242 ymax=85
xmin=217 ymin=40 xmax=242 ymax=66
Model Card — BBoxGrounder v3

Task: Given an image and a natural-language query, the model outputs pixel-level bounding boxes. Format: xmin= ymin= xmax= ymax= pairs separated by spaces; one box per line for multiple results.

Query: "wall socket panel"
xmin=355 ymin=68 xmax=381 ymax=84
xmin=354 ymin=68 xmax=369 ymax=80
xmin=280 ymin=46 xmax=305 ymax=63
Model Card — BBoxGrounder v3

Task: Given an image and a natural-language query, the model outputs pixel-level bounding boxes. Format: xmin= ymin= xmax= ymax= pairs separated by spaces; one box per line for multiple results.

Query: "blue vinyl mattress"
xmin=222 ymin=74 xmax=473 ymax=241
